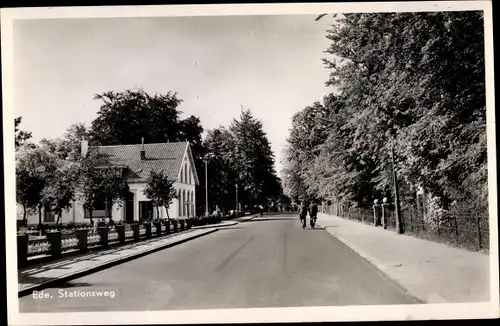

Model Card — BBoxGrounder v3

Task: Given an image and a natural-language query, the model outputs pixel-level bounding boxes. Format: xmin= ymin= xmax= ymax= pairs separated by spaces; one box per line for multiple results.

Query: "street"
xmin=19 ymin=213 xmax=421 ymax=312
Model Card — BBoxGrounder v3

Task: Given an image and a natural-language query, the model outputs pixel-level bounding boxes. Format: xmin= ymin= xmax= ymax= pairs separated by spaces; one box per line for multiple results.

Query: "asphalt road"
xmin=19 ymin=213 xmax=421 ymax=312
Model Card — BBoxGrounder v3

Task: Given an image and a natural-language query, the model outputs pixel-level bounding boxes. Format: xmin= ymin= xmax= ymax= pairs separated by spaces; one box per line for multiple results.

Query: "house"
xmin=17 ymin=140 xmax=199 ymax=225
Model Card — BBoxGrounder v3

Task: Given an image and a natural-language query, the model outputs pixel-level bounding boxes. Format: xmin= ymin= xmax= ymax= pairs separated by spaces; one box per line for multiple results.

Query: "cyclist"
xmin=298 ymin=201 xmax=308 ymax=229
xmin=309 ymin=201 xmax=318 ymax=227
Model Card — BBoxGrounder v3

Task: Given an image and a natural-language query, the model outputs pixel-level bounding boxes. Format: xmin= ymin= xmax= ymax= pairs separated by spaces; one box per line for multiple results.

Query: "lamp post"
xmin=204 ymin=159 xmax=209 ymax=217
xmin=235 ymin=184 xmax=239 ymax=216
xmin=390 ymin=143 xmax=403 ymax=234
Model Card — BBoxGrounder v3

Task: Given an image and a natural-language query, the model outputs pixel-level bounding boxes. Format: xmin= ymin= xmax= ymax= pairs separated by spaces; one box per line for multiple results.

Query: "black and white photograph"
xmin=2 ymin=1 xmax=498 ymax=324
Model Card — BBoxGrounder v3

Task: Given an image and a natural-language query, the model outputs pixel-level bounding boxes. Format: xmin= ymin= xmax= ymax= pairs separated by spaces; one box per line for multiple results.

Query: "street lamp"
xmin=235 ymin=184 xmax=239 ymax=216
xmin=204 ymin=159 xmax=209 ymax=217
xmin=390 ymin=142 xmax=403 ymax=234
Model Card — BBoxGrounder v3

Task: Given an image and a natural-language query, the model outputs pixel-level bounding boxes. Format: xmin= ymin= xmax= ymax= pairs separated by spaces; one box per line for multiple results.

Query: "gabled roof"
xmin=90 ymin=142 xmax=191 ymax=183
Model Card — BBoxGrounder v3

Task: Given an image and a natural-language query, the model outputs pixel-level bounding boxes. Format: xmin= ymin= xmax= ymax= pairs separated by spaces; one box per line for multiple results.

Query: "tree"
xmin=100 ymin=168 xmax=130 ymax=221
xmin=15 ymin=146 xmax=58 ymax=225
xmin=298 ymin=11 xmax=487 ymax=211
xmin=77 ymin=150 xmax=105 ymax=223
xmin=89 ymin=89 xmax=202 ymax=146
xmin=41 ymin=162 xmax=80 ymax=225
xmin=143 ymin=170 xmax=178 ymax=220
xmin=15 ymin=117 xmax=34 ymax=151
xmin=282 ymin=99 xmax=333 ymax=203
xmin=16 ymin=147 xmax=44 ymax=226
xmin=76 ymin=148 xmax=130 ymax=223
xmin=229 ymin=108 xmax=281 ymax=210
xmin=203 ymin=127 xmax=237 ymax=215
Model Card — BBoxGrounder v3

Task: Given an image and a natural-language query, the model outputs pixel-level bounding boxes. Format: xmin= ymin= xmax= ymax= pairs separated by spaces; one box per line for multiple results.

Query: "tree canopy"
xmin=203 ymin=109 xmax=284 ymax=213
xmin=283 ymin=11 xmax=486 ymax=211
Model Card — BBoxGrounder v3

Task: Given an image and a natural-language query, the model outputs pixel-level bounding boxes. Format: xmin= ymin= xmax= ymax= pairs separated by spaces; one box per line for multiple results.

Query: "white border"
xmin=2 ymin=1 xmax=498 ymax=325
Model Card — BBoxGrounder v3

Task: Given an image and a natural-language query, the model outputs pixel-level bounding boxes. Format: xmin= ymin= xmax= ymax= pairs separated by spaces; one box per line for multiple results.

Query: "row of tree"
xmin=282 ymin=11 xmax=487 ymax=214
xmin=15 ymin=88 xmax=287 ymax=224
xmin=203 ymin=109 xmax=287 ymax=215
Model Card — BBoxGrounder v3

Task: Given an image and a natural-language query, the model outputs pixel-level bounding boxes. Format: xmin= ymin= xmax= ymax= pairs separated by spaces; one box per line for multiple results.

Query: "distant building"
xmin=17 ymin=140 xmax=199 ymax=225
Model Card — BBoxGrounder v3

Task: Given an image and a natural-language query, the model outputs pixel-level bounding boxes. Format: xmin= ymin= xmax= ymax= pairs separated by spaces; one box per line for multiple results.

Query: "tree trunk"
xmin=22 ymin=204 xmax=27 ymax=227
xmin=156 ymin=206 xmax=160 ymax=219
xmin=107 ymin=201 xmax=113 ymax=221
xmin=56 ymin=212 xmax=62 ymax=225
xmin=165 ymin=206 xmax=170 ymax=220
xmin=38 ymin=205 xmax=42 ymax=225
xmin=89 ymin=209 xmax=94 ymax=224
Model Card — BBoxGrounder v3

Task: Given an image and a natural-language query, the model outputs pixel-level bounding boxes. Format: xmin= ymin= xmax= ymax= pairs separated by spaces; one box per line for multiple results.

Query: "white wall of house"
xmin=16 ymin=145 xmax=199 ymax=226
xmin=17 ymin=200 xmax=86 ymax=225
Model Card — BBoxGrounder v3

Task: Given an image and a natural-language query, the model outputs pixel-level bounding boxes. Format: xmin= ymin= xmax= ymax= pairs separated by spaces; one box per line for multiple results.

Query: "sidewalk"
xmin=18 ymin=228 xmax=218 ymax=297
xmin=317 ymin=213 xmax=491 ymax=303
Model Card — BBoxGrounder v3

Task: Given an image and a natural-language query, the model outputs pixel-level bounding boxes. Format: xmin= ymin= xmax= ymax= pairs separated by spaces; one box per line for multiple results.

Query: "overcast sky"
xmin=13 ymin=15 xmax=333 ymax=175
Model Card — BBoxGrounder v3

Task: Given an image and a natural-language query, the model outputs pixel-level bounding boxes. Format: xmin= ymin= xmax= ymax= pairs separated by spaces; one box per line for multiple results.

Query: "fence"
xmin=18 ymin=218 xmax=192 ymax=268
xmin=321 ymin=202 xmax=489 ymax=252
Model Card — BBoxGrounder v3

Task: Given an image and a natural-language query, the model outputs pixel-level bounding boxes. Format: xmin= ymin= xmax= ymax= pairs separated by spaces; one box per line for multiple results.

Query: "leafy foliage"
xmin=99 ymin=168 xmax=130 ymax=221
xmin=283 ymin=12 xmax=486 ymax=211
xmin=203 ymin=109 xmax=285 ymax=212
xmin=14 ymin=117 xmax=34 ymax=151
xmin=143 ymin=170 xmax=178 ymax=219
xmin=88 ymin=88 xmax=205 ymax=214
xmin=203 ymin=127 xmax=237 ymax=214
xmin=76 ymin=149 xmax=128 ymax=221
xmin=228 ymin=109 xmax=282 ymax=208
xmin=41 ymin=161 xmax=80 ymax=224
xmin=15 ymin=146 xmax=59 ymax=225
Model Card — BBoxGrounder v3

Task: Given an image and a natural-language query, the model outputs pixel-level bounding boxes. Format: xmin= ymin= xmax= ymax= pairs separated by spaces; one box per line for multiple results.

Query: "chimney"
xmin=140 ymin=137 xmax=146 ymax=160
xmin=81 ymin=139 xmax=89 ymax=157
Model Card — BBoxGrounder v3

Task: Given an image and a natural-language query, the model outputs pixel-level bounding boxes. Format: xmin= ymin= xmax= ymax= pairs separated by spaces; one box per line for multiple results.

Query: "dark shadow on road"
xmin=58 ymin=282 xmax=95 ymax=289
xmin=243 ymin=217 xmax=299 ymax=223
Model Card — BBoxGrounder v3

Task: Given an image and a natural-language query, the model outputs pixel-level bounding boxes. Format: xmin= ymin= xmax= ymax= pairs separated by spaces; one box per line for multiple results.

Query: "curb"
xmin=18 ymin=228 xmax=218 ymax=298
xmin=235 ymin=214 xmax=260 ymax=223
xmin=192 ymin=221 xmax=238 ymax=230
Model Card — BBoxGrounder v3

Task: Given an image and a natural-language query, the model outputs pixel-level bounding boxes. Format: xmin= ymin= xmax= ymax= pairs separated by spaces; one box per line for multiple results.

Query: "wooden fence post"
xmin=74 ymin=229 xmax=89 ymax=252
xmin=46 ymin=231 xmax=62 ymax=259
xmin=116 ymin=225 xmax=126 ymax=244
xmin=17 ymin=234 xmax=28 ymax=268
xmin=98 ymin=227 xmax=109 ymax=248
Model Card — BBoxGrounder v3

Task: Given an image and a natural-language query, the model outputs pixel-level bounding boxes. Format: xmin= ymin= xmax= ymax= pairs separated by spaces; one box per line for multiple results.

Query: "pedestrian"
xmin=298 ymin=201 xmax=308 ymax=229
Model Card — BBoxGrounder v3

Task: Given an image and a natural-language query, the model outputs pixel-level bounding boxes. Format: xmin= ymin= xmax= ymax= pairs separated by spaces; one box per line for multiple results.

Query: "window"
xmin=188 ymin=165 xmax=192 ymax=185
xmin=43 ymin=204 xmax=55 ymax=222
xmin=182 ymin=190 xmax=186 ymax=216
xmin=84 ymin=200 xmax=106 ymax=218
xmin=184 ymin=163 xmax=188 ymax=184
xmin=178 ymin=189 xmax=182 ymax=217
xmin=180 ymin=166 xmax=183 ymax=183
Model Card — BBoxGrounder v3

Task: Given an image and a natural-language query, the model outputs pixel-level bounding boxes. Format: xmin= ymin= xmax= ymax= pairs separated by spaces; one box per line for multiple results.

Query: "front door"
xmin=139 ymin=201 xmax=154 ymax=221
xmin=125 ymin=192 xmax=134 ymax=223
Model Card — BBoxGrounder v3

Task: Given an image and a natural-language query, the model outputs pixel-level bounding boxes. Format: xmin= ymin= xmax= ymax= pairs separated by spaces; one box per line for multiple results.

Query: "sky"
xmin=13 ymin=15 xmax=333 ymax=176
